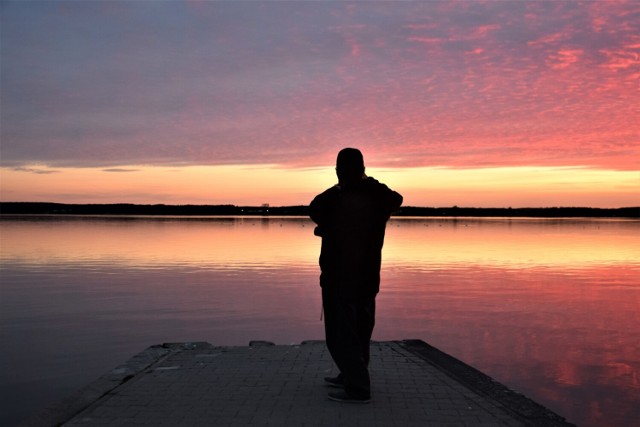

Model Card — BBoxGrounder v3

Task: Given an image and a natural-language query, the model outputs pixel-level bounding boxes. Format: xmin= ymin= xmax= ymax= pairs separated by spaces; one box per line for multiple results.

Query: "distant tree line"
xmin=0 ymin=202 xmax=307 ymax=216
xmin=1 ymin=202 xmax=638 ymax=218
xmin=397 ymin=205 xmax=639 ymax=218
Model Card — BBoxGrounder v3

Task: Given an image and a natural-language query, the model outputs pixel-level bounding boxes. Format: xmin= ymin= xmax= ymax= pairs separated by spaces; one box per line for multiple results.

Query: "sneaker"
xmin=327 ymin=391 xmax=371 ymax=404
xmin=324 ymin=375 xmax=344 ymax=388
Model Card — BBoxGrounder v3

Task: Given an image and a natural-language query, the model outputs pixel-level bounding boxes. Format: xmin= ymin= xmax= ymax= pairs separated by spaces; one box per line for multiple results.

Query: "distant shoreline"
xmin=1 ymin=202 xmax=638 ymax=218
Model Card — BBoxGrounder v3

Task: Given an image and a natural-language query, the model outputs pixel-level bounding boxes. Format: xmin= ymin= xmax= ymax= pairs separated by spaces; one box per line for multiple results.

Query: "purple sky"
xmin=2 ymin=1 xmax=638 ymax=172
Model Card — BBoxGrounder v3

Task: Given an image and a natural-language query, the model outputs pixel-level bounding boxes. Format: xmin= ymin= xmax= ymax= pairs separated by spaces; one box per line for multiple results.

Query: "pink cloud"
xmin=600 ymin=46 xmax=640 ymax=70
xmin=408 ymin=37 xmax=443 ymax=45
xmin=547 ymin=49 xmax=584 ymax=69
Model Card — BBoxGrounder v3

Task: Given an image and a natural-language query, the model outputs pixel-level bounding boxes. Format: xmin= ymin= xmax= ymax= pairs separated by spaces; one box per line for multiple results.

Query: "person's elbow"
xmin=392 ymin=192 xmax=403 ymax=211
xmin=309 ymin=199 xmax=321 ymax=223
xmin=309 ymin=206 xmax=322 ymax=224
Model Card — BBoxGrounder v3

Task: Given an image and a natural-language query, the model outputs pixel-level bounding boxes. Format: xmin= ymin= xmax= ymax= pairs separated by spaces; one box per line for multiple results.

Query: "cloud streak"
xmin=102 ymin=168 xmax=139 ymax=173
xmin=1 ymin=1 xmax=638 ymax=170
xmin=11 ymin=167 xmax=60 ymax=175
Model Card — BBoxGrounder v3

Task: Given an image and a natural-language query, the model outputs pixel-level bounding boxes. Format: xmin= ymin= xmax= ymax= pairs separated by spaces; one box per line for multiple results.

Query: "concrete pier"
xmin=22 ymin=340 xmax=575 ymax=426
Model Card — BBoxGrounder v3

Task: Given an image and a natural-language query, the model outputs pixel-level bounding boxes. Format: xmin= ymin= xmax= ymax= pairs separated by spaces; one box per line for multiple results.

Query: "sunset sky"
xmin=1 ymin=1 xmax=638 ymax=207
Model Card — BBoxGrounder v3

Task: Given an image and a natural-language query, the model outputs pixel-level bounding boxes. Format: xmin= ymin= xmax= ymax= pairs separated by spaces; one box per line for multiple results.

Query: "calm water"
xmin=1 ymin=216 xmax=638 ymax=426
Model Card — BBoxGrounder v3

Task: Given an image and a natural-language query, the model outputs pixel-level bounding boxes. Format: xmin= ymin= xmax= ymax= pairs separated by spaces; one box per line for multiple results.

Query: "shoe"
xmin=324 ymin=375 xmax=344 ymax=388
xmin=327 ymin=391 xmax=371 ymax=404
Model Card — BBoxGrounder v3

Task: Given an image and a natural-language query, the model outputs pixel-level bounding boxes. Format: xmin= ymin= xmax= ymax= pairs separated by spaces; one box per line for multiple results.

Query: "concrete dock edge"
xmin=18 ymin=343 xmax=211 ymax=427
xmin=398 ymin=340 xmax=575 ymax=426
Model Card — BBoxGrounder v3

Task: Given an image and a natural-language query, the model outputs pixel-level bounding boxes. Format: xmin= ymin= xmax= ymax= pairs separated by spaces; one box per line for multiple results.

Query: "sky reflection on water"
xmin=1 ymin=216 xmax=639 ymax=426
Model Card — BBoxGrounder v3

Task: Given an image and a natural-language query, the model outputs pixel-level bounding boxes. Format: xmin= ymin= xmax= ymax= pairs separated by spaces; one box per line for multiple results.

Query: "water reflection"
xmin=1 ymin=216 xmax=639 ymax=426
xmin=2 ymin=216 xmax=318 ymax=270
xmin=3 ymin=216 xmax=636 ymax=269
xmin=384 ymin=217 xmax=639 ymax=267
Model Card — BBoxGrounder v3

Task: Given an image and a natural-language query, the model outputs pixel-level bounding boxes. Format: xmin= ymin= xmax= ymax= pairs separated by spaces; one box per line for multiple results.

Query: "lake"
xmin=0 ymin=216 xmax=638 ymax=426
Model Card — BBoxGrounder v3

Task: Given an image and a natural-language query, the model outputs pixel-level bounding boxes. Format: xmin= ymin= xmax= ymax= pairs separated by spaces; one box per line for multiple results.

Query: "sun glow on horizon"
xmin=1 ymin=164 xmax=637 ymax=209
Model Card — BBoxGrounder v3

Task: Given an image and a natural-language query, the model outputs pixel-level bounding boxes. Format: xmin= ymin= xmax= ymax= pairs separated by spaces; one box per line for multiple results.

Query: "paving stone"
xmin=21 ymin=341 xmax=575 ymax=427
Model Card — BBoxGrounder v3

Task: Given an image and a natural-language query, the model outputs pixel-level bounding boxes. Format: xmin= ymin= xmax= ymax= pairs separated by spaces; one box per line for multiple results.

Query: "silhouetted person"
xmin=309 ymin=148 xmax=403 ymax=403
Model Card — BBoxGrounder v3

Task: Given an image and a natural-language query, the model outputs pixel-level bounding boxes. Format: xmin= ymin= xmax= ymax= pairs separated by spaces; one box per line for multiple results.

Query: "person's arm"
xmin=310 ymin=190 xmax=333 ymax=237
xmin=309 ymin=194 xmax=324 ymax=226
xmin=378 ymin=184 xmax=403 ymax=215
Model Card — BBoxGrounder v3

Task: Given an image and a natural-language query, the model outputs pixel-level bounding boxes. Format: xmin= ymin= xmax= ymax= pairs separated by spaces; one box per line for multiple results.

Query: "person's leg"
xmin=358 ymin=296 xmax=376 ymax=367
xmin=336 ymin=299 xmax=371 ymax=399
xmin=323 ymin=288 xmax=371 ymax=399
xmin=322 ymin=287 xmax=345 ymax=377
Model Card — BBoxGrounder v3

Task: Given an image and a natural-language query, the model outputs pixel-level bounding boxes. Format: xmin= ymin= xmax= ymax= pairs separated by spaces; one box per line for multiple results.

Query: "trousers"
xmin=322 ymin=287 xmax=376 ymax=398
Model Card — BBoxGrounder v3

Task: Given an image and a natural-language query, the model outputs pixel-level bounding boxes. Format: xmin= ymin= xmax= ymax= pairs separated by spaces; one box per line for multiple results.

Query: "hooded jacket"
xmin=309 ymin=177 xmax=403 ymax=297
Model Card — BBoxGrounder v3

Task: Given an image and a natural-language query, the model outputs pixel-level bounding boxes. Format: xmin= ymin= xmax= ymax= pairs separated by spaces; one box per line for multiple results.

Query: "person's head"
xmin=336 ymin=148 xmax=365 ymax=184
